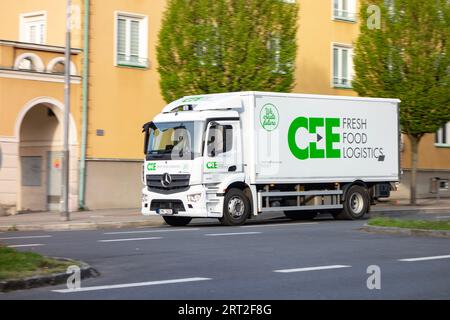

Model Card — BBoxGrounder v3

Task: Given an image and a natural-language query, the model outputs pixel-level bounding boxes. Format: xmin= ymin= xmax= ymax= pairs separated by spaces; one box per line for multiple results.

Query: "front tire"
xmin=334 ymin=185 xmax=369 ymax=220
xmin=219 ymin=188 xmax=250 ymax=226
xmin=163 ymin=216 xmax=192 ymax=226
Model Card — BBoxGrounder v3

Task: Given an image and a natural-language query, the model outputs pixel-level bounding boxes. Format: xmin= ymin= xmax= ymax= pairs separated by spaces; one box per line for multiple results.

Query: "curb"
xmin=362 ymin=224 xmax=450 ymax=239
xmin=371 ymin=206 xmax=450 ymax=215
xmin=0 ymin=258 xmax=100 ymax=292
xmin=0 ymin=219 xmax=164 ymax=232
xmin=370 ymin=205 xmax=450 ymax=213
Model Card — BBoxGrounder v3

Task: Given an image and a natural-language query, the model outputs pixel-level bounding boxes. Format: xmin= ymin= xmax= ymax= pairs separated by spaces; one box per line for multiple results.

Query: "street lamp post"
xmin=61 ymin=0 xmax=71 ymax=221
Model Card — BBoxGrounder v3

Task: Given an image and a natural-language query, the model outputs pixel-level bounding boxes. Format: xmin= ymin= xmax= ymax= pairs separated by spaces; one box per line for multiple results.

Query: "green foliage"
xmin=0 ymin=246 xmax=73 ymax=280
xmin=368 ymin=217 xmax=450 ymax=231
xmin=353 ymin=0 xmax=450 ymax=137
xmin=157 ymin=0 xmax=298 ymax=102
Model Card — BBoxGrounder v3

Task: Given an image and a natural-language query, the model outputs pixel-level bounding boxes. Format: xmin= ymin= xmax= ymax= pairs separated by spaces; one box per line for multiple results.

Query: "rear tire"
xmin=163 ymin=216 xmax=192 ymax=226
xmin=219 ymin=188 xmax=250 ymax=226
xmin=333 ymin=185 xmax=369 ymax=220
xmin=284 ymin=210 xmax=317 ymax=221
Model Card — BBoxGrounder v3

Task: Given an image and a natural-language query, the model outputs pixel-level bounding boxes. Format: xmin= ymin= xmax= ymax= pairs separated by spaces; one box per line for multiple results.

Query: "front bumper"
xmin=141 ymin=184 xmax=223 ymax=218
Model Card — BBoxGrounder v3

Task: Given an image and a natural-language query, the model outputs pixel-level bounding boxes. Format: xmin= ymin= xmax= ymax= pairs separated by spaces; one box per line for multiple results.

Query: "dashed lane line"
xmin=273 ymin=265 xmax=352 ymax=273
xmin=204 ymin=232 xmax=262 ymax=237
xmin=98 ymin=237 xmax=162 ymax=243
xmin=7 ymin=244 xmax=45 ymax=248
xmin=0 ymin=235 xmax=52 ymax=240
xmin=52 ymin=277 xmax=212 ymax=293
xmin=103 ymin=228 xmax=200 ymax=235
xmin=398 ymin=255 xmax=450 ymax=262
xmin=241 ymin=222 xmax=318 ymax=228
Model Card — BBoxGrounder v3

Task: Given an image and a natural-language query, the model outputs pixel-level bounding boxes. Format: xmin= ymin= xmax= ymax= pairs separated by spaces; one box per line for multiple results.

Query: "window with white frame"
xmin=115 ymin=12 xmax=148 ymax=68
xmin=333 ymin=0 xmax=357 ymax=21
xmin=333 ymin=45 xmax=353 ymax=88
xmin=436 ymin=122 xmax=450 ymax=146
xmin=20 ymin=12 xmax=47 ymax=44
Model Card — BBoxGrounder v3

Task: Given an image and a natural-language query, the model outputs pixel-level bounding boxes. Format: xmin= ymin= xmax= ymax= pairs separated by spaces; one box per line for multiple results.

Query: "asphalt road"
xmin=0 ymin=212 xmax=449 ymax=300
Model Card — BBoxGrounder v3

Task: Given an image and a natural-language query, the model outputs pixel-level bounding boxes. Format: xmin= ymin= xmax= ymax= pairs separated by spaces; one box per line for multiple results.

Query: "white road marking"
xmin=52 ymin=277 xmax=212 ymax=293
xmin=7 ymin=244 xmax=45 ymax=248
xmin=98 ymin=237 xmax=162 ymax=243
xmin=398 ymin=255 xmax=450 ymax=262
xmin=204 ymin=232 xmax=262 ymax=236
xmin=274 ymin=265 xmax=352 ymax=273
xmin=242 ymin=222 xmax=318 ymax=228
xmin=103 ymin=228 xmax=200 ymax=235
xmin=0 ymin=235 xmax=52 ymax=240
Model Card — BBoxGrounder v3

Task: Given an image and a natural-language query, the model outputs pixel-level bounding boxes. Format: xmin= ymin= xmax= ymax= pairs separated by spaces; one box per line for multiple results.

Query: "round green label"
xmin=260 ymin=103 xmax=279 ymax=132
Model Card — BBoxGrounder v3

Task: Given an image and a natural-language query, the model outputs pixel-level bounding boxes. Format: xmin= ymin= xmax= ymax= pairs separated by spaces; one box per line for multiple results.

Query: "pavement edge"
xmin=0 ymin=258 xmax=100 ymax=292
xmin=362 ymin=224 xmax=450 ymax=239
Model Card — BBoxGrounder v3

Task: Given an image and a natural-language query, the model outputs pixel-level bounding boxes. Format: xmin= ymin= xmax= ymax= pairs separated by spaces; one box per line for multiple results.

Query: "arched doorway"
xmin=16 ymin=98 xmax=78 ymax=212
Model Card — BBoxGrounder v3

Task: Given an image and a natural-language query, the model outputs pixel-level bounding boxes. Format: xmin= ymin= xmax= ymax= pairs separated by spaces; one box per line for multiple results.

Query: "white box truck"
xmin=141 ymin=92 xmax=400 ymax=226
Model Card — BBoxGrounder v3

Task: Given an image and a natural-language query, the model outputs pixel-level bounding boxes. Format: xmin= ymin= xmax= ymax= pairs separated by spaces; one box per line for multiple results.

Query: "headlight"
xmin=187 ymin=193 xmax=202 ymax=203
xmin=142 ymin=193 xmax=149 ymax=203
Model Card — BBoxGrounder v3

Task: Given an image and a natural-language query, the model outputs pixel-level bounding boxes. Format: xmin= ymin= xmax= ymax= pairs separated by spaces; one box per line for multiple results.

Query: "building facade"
xmin=0 ymin=0 xmax=448 ymax=214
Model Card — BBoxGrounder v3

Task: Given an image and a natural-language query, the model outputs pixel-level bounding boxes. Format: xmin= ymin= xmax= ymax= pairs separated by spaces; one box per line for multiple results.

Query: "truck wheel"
xmin=334 ymin=185 xmax=369 ymax=220
xmin=219 ymin=188 xmax=250 ymax=226
xmin=284 ymin=210 xmax=317 ymax=220
xmin=163 ymin=216 xmax=192 ymax=226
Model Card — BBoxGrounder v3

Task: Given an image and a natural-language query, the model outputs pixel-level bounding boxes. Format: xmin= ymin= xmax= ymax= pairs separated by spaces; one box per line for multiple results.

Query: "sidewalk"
xmin=0 ymin=209 xmax=164 ymax=232
xmin=0 ymin=199 xmax=449 ymax=232
xmin=373 ymin=198 xmax=450 ymax=211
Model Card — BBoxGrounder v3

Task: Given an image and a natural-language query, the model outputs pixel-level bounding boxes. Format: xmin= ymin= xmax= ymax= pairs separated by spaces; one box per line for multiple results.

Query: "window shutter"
xmin=29 ymin=25 xmax=36 ymax=43
xmin=333 ymin=48 xmax=339 ymax=84
xmin=342 ymin=48 xmax=348 ymax=85
xmin=39 ymin=22 xmax=45 ymax=44
xmin=117 ymin=18 xmax=126 ymax=62
xmin=130 ymin=20 xmax=140 ymax=63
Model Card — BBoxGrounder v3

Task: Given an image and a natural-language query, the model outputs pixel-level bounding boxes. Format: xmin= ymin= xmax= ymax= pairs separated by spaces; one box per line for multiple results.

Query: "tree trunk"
xmin=409 ymin=135 xmax=421 ymax=205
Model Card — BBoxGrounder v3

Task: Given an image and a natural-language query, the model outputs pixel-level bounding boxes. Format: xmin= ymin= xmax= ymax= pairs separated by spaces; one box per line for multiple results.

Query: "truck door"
xmin=203 ymin=120 xmax=242 ymax=183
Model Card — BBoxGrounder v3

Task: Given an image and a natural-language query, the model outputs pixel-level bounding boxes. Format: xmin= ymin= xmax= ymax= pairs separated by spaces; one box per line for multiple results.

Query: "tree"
xmin=353 ymin=0 xmax=450 ymax=204
xmin=157 ymin=0 xmax=298 ymax=103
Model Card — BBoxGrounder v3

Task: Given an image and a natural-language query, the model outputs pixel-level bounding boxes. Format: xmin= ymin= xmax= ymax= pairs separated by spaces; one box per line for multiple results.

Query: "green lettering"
xmin=288 ymin=117 xmax=309 ymax=160
xmin=206 ymin=162 xmax=218 ymax=169
xmin=325 ymin=118 xmax=341 ymax=158
xmin=309 ymin=118 xmax=325 ymax=159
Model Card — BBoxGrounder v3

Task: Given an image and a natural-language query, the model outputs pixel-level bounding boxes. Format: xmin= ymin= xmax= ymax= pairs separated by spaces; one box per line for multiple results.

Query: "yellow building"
xmin=0 ymin=0 xmax=448 ymax=214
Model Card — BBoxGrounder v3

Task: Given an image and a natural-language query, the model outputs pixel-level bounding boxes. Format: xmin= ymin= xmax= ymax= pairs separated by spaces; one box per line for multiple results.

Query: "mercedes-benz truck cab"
xmin=141 ymin=92 xmax=400 ymax=226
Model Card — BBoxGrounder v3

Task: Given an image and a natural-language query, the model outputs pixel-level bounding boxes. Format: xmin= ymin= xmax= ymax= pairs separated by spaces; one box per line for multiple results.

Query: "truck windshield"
xmin=146 ymin=121 xmax=204 ymax=160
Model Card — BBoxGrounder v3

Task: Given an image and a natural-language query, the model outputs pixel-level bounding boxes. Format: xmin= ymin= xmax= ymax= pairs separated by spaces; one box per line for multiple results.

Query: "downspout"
xmin=78 ymin=0 xmax=89 ymax=209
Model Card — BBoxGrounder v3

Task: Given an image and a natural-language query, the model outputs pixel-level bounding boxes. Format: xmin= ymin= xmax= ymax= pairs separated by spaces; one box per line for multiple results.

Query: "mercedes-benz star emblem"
xmin=161 ymin=173 xmax=172 ymax=187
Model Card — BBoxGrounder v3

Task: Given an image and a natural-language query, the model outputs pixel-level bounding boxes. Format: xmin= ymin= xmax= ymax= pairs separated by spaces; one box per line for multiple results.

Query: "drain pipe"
xmin=78 ymin=0 xmax=90 ymax=209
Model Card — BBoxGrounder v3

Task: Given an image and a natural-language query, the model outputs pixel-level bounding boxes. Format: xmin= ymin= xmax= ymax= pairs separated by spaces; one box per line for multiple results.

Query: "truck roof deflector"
xmin=162 ymin=94 xmax=243 ymax=113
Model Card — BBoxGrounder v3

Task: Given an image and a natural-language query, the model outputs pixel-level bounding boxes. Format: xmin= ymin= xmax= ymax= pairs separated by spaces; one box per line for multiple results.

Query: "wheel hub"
xmin=228 ymin=196 xmax=245 ymax=218
xmin=350 ymin=193 xmax=364 ymax=214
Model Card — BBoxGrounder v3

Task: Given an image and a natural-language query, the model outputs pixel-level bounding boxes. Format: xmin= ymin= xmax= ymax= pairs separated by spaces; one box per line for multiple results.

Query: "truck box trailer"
xmin=141 ymin=92 xmax=400 ymax=226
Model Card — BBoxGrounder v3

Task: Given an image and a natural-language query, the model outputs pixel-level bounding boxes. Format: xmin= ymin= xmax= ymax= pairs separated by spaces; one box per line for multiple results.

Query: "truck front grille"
xmin=146 ymin=174 xmax=190 ymax=192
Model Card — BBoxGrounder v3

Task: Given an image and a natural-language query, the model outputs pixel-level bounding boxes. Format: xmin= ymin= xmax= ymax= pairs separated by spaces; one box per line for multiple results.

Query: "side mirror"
xmin=142 ymin=122 xmax=156 ymax=155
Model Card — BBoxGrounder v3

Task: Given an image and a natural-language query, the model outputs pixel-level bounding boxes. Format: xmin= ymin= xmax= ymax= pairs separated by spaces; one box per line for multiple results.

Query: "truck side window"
xmin=207 ymin=124 xmax=233 ymax=157
xmin=223 ymin=125 xmax=233 ymax=153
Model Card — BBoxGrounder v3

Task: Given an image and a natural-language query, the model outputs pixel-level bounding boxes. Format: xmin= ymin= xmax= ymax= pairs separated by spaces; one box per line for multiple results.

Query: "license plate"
xmin=158 ymin=208 xmax=173 ymax=215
